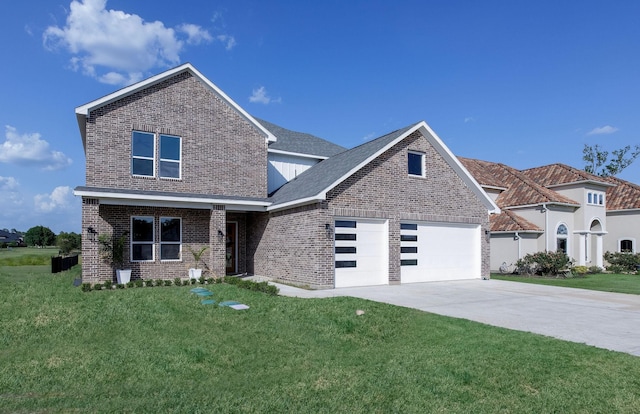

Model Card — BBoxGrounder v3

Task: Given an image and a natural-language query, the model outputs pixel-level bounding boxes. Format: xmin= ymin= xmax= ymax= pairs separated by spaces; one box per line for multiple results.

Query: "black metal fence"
xmin=51 ymin=255 xmax=79 ymax=273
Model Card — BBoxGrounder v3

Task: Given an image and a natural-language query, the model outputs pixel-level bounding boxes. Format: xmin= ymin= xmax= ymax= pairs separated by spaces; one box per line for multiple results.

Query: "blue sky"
xmin=1 ymin=0 xmax=639 ymax=234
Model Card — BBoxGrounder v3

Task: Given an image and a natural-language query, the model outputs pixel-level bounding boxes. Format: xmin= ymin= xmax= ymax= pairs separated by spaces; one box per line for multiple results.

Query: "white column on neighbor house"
xmin=577 ymin=233 xmax=587 ymax=266
xmin=595 ymin=234 xmax=604 ymax=268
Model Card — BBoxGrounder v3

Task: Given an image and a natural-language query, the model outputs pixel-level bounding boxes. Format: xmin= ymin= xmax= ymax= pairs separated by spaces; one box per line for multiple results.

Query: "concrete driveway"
xmin=274 ymin=279 xmax=640 ymax=357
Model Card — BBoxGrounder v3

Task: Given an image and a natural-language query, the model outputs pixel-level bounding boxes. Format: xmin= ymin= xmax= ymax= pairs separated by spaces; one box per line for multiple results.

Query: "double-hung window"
xmin=131 ymin=131 xmax=181 ymax=179
xmin=160 ymin=217 xmax=181 ymax=260
xmin=159 ymin=134 xmax=181 ymax=179
xmin=132 ymin=131 xmax=155 ymax=177
xmin=131 ymin=216 xmax=154 ymax=261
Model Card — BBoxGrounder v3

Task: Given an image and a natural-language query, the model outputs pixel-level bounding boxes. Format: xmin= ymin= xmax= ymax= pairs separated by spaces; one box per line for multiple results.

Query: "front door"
xmin=225 ymin=222 xmax=237 ymax=274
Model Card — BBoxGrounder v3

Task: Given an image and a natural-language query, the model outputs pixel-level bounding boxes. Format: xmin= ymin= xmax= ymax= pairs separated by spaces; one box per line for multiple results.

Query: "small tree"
xmin=57 ymin=231 xmax=81 ymax=256
xmin=583 ymin=144 xmax=640 ymax=177
xmin=24 ymin=225 xmax=56 ymax=247
xmin=98 ymin=232 xmax=129 ymax=269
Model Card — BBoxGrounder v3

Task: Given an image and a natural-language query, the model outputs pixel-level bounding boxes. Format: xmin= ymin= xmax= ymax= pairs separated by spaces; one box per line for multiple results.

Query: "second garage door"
xmin=400 ymin=222 xmax=481 ymax=283
xmin=334 ymin=218 xmax=388 ymax=288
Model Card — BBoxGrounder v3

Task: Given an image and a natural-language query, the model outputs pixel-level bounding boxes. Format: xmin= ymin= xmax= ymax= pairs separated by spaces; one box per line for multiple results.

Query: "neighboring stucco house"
xmin=74 ymin=63 xmax=498 ymax=288
xmin=460 ymin=158 xmax=640 ymax=271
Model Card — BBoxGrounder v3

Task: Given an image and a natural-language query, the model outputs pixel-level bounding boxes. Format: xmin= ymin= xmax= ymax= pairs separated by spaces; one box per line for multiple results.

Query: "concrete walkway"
xmin=272 ymin=279 xmax=640 ymax=357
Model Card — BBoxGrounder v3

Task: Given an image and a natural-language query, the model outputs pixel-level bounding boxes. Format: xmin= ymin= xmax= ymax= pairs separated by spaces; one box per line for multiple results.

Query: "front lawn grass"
xmin=493 ymin=273 xmax=640 ymax=295
xmin=2 ymin=265 xmax=640 ymax=412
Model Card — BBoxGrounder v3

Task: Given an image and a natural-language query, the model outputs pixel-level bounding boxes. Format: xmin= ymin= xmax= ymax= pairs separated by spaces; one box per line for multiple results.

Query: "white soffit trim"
xmin=265 ymin=195 xmax=321 ymax=212
xmin=73 ymin=188 xmax=270 ymax=211
xmin=268 ymin=148 xmax=328 ymax=160
xmin=545 ymin=180 xmax=616 ymax=189
xmin=75 ymin=63 xmax=277 ymax=149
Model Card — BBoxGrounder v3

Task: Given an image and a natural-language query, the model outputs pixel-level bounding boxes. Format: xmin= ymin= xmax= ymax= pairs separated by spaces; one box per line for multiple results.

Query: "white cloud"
xmin=362 ymin=132 xmax=376 ymax=141
xmin=177 ymin=24 xmax=213 ymax=45
xmin=464 ymin=116 xmax=476 ymax=123
xmin=34 ymin=186 xmax=74 ymax=213
xmin=216 ymin=34 xmax=236 ymax=50
xmin=0 ymin=176 xmax=18 ymax=191
xmin=0 ymin=126 xmax=72 ymax=171
xmin=249 ymin=86 xmax=281 ymax=105
xmin=587 ymin=125 xmax=619 ymax=135
xmin=43 ymin=0 xmax=225 ymax=86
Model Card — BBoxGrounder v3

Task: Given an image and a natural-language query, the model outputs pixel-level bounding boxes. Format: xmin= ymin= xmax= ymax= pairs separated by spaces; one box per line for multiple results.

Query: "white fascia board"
xmin=268 ymin=148 xmax=328 ymax=160
xmin=73 ymin=188 xmax=270 ymax=211
xmin=607 ymin=208 xmax=640 ymax=214
xmin=74 ymin=63 xmax=277 ymax=149
xmin=482 ymin=184 xmax=507 ymax=192
xmin=546 ymin=180 xmax=616 ymax=189
xmin=491 ymin=230 xmax=544 ymax=235
xmin=417 ymin=121 xmax=501 ymax=214
xmin=504 ymin=202 xmax=579 ymax=210
xmin=266 ymin=195 xmax=323 ymax=212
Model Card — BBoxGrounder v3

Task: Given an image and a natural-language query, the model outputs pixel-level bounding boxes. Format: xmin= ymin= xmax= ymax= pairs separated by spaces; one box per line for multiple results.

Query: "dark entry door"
xmin=225 ymin=222 xmax=237 ymax=274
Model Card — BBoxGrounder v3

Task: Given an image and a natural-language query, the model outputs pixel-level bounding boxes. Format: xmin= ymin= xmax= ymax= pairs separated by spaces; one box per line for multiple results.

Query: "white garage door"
xmin=334 ymin=218 xmax=388 ymax=288
xmin=400 ymin=222 xmax=481 ymax=283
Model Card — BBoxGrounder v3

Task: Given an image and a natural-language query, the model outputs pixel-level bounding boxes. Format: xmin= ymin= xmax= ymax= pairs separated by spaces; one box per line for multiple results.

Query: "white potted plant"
xmin=98 ymin=231 xmax=131 ymax=284
xmin=187 ymin=245 xmax=208 ymax=279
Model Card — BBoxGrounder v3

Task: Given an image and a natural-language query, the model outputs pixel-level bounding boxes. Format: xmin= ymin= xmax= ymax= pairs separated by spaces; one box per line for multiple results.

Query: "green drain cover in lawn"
xmin=201 ymin=299 xmax=216 ymax=305
xmin=190 ymin=287 xmax=208 ymax=293
xmin=196 ymin=290 xmax=214 ymax=297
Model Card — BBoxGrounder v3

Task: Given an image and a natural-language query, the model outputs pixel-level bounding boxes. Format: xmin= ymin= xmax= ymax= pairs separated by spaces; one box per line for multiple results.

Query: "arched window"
xmin=556 ymin=224 xmax=568 ymax=254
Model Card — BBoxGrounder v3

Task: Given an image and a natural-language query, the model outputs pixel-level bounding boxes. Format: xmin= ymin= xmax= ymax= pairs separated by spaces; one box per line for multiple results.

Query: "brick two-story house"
xmin=74 ymin=63 xmax=499 ymax=288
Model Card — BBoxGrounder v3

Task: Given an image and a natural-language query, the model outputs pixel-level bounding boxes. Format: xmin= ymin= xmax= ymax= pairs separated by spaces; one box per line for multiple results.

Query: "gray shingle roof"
xmin=256 ymin=118 xmax=347 ymax=158
xmin=269 ymin=123 xmax=418 ymax=206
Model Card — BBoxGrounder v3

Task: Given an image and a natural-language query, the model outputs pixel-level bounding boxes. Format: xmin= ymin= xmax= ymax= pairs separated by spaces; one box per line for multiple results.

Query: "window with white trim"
xmin=159 ymin=134 xmax=181 ymax=179
xmin=132 ymin=131 xmax=155 ymax=177
xmin=408 ymin=151 xmax=425 ymax=177
xmin=587 ymin=191 xmax=605 ymax=206
xmin=131 ymin=216 xmax=154 ymax=261
xmin=619 ymin=239 xmax=634 ymax=253
xmin=556 ymin=223 xmax=568 ymax=254
xmin=160 ymin=217 xmax=181 ymax=260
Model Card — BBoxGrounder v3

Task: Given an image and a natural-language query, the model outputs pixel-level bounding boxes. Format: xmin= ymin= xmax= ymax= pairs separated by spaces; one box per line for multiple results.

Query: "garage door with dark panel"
xmin=334 ymin=219 xmax=388 ymax=288
xmin=400 ymin=222 xmax=481 ymax=283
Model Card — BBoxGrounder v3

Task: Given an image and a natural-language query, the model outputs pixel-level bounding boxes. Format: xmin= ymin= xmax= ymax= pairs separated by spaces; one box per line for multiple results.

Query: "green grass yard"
xmin=1 ymin=261 xmax=640 ymax=412
xmin=493 ymin=273 xmax=640 ymax=295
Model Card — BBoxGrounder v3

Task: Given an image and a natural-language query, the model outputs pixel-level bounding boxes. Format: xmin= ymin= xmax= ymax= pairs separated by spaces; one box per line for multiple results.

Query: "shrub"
xmin=164 ymin=280 xmax=173 ymax=286
xmin=190 ymin=278 xmax=197 ymax=285
xmin=134 ymin=279 xmax=144 ymax=288
xmin=93 ymin=283 xmax=103 ymax=290
xmin=182 ymin=279 xmax=190 ymax=286
xmin=604 ymin=251 xmax=640 ymax=273
xmin=81 ymin=283 xmax=92 ymax=292
xmin=126 ymin=281 xmax=134 ymax=288
xmin=144 ymin=279 xmax=154 ymax=287
xmin=572 ymin=266 xmax=588 ymax=275
xmin=588 ymin=266 xmax=603 ymax=274
xmin=155 ymin=279 xmax=165 ymax=287
xmin=515 ymin=251 xmax=572 ymax=276
xmin=174 ymin=277 xmax=182 ymax=286
xmin=104 ymin=280 xmax=113 ymax=290
xmin=199 ymin=276 xmax=206 ymax=284
xmin=116 ymin=284 xmax=125 ymax=289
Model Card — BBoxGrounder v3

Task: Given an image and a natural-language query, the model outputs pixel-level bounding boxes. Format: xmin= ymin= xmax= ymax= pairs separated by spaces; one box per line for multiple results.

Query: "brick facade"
xmin=85 ymin=71 xmax=267 ymax=198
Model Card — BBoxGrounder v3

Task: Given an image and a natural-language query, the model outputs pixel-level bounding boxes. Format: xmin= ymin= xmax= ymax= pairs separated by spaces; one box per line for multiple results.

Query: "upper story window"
xmin=131 ymin=131 xmax=182 ymax=179
xmin=159 ymin=134 xmax=181 ymax=179
xmin=132 ymin=131 xmax=155 ymax=177
xmin=408 ymin=151 xmax=425 ymax=177
xmin=587 ymin=191 xmax=605 ymax=206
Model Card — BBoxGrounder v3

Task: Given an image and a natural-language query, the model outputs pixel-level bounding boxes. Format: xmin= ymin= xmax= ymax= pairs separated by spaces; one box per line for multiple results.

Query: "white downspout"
xmin=543 ymin=203 xmax=549 ymax=251
xmin=515 ymin=231 xmax=521 ymax=259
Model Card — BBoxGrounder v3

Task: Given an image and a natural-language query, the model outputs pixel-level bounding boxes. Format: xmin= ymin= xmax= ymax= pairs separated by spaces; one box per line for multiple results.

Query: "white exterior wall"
xmin=605 ymin=211 xmax=640 ymax=253
xmin=267 ymin=153 xmax=320 ymax=194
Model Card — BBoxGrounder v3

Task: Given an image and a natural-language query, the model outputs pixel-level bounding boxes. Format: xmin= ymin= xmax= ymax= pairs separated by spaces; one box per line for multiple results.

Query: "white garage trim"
xmin=401 ymin=221 xmax=481 ymax=283
xmin=334 ymin=218 xmax=388 ymax=288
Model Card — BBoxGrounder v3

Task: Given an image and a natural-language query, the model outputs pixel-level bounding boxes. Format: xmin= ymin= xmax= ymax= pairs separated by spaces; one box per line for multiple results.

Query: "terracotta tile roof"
xmin=459 ymin=157 xmax=578 ymax=208
xmin=603 ymin=175 xmax=640 ymax=210
xmin=522 ymin=163 xmax=611 ymax=187
xmin=490 ymin=210 xmax=542 ymax=232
